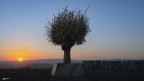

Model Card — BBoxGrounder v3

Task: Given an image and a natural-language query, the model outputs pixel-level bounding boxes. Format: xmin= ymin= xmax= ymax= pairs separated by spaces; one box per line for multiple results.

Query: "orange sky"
xmin=0 ymin=42 xmax=60 ymax=61
xmin=1 ymin=0 xmax=144 ymax=61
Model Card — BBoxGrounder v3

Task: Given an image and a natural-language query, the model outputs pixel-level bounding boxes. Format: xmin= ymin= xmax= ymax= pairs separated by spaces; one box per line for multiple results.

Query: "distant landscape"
xmin=1 ymin=59 xmax=144 ymax=69
xmin=0 ymin=59 xmax=82 ymax=69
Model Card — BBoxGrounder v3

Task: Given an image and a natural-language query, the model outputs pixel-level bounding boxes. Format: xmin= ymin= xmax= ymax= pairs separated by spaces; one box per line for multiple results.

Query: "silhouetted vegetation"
xmin=46 ymin=6 xmax=90 ymax=64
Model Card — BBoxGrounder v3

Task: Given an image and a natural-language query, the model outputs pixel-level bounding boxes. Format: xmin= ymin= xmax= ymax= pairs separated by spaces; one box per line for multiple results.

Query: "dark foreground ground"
xmin=0 ymin=69 xmax=144 ymax=81
xmin=0 ymin=69 xmax=51 ymax=81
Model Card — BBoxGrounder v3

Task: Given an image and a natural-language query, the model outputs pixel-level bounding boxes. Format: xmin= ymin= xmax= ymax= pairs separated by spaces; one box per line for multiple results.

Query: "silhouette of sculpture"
xmin=46 ymin=6 xmax=90 ymax=64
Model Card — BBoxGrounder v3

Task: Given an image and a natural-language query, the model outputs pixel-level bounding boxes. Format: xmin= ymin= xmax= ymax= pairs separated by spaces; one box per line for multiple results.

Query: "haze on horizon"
xmin=0 ymin=0 xmax=144 ymax=61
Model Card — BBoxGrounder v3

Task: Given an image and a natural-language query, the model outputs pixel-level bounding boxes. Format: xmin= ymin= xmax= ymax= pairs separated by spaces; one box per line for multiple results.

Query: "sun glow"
xmin=18 ymin=58 xmax=23 ymax=62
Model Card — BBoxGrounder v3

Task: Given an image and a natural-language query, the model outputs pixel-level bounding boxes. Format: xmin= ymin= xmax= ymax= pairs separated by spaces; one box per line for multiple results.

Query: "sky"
xmin=0 ymin=0 xmax=144 ymax=61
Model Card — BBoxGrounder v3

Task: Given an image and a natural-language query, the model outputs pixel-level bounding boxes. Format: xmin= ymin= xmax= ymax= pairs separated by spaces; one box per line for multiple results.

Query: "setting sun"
xmin=18 ymin=58 xmax=23 ymax=62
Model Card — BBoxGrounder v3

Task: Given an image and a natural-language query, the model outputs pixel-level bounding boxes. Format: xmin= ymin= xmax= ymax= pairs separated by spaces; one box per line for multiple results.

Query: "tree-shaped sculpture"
xmin=46 ymin=7 xmax=90 ymax=64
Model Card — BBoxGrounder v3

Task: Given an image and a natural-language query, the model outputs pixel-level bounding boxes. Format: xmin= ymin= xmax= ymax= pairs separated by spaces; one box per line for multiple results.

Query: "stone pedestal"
xmin=51 ymin=63 xmax=84 ymax=77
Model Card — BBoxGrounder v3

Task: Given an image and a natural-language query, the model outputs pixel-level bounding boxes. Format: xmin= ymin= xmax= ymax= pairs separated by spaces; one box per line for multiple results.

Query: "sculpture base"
xmin=51 ymin=63 xmax=84 ymax=77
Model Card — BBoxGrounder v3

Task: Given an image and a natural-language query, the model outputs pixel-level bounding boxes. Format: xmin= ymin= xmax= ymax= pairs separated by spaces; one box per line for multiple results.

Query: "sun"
xmin=18 ymin=58 xmax=23 ymax=62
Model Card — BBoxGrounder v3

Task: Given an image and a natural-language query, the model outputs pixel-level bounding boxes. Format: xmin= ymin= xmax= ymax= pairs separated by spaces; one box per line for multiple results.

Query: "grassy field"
xmin=85 ymin=69 xmax=144 ymax=81
xmin=0 ymin=69 xmax=144 ymax=81
xmin=0 ymin=69 xmax=52 ymax=81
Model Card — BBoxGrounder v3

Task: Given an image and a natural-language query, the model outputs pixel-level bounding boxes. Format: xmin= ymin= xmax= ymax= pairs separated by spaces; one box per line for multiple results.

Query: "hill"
xmin=0 ymin=59 xmax=81 ymax=69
